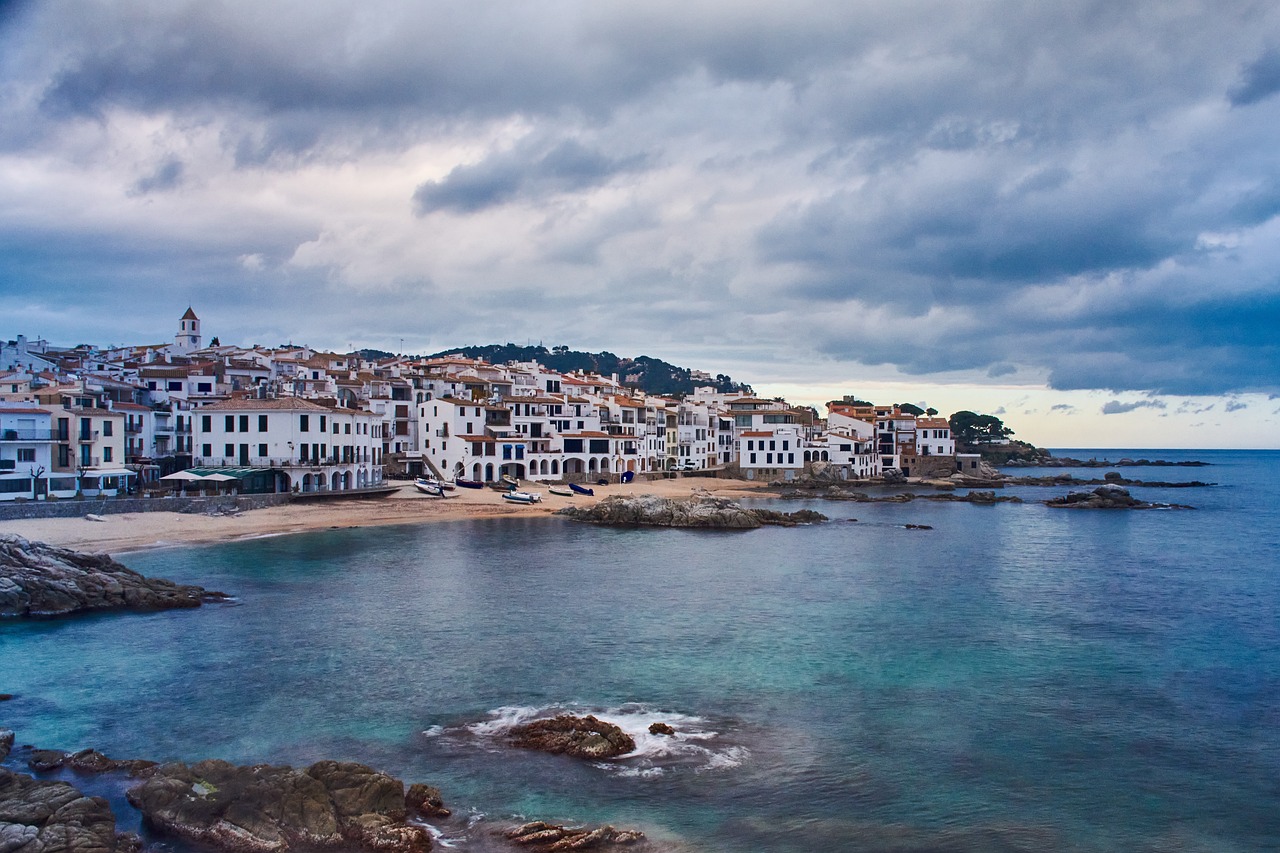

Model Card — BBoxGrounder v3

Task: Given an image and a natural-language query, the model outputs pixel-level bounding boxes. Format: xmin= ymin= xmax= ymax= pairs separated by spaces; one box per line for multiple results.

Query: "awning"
xmin=161 ymin=470 xmax=206 ymax=481
xmin=83 ymin=469 xmax=136 ymax=477
xmin=185 ymin=467 xmax=277 ymax=480
xmin=200 ymin=473 xmax=238 ymax=482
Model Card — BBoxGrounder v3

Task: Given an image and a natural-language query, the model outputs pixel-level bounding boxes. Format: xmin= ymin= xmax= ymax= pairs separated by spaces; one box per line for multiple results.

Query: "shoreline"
xmin=0 ymin=477 xmax=767 ymax=556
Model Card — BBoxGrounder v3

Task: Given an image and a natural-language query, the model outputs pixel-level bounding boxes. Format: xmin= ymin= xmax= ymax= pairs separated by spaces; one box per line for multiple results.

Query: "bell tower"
xmin=175 ymin=307 xmax=202 ymax=353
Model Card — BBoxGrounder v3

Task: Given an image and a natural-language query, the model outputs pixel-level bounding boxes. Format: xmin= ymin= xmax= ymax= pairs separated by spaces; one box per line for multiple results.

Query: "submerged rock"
xmin=0 ymin=729 xmax=13 ymax=762
xmin=125 ymin=759 xmax=431 ymax=853
xmin=0 ymin=535 xmax=229 ymax=618
xmin=509 ymin=715 xmax=636 ymax=759
xmin=556 ymin=495 xmax=826 ymax=529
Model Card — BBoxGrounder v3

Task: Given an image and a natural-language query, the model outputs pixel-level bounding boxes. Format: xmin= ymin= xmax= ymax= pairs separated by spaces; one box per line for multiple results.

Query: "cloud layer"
xmin=2 ymin=0 xmax=1279 ymax=399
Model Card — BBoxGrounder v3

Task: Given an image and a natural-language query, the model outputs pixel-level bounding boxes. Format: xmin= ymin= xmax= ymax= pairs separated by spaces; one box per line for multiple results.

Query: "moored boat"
xmin=569 ymin=483 xmax=594 ymax=496
xmin=455 ymin=478 xmax=485 ymax=489
xmin=548 ymin=485 xmax=574 ymax=497
xmin=414 ymin=480 xmax=444 ymax=496
xmin=502 ymin=491 xmax=542 ymax=504
xmin=501 ymin=474 xmax=520 ymax=487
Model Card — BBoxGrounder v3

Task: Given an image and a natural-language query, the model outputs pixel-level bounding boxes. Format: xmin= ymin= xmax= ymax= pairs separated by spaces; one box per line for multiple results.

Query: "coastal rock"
xmin=0 ymin=730 xmax=13 ymax=762
xmin=404 ymin=783 xmax=450 ymax=818
xmin=504 ymin=820 xmax=645 ymax=851
xmin=0 ymin=535 xmax=229 ymax=618
xmin=555 ymin=495 xmax=825 ymax=529
xmin=125 ymin=759 xmax=430 ymax=853
xmin=1045 ymin=486 xmax=1192 ymax=510
xmin=647 ymin=723 xmax=675 ymax=736
xmin=0 ymin=767 xmax=125 ymax=853
xmin=509 ymin=715 xmax=636 ymax=759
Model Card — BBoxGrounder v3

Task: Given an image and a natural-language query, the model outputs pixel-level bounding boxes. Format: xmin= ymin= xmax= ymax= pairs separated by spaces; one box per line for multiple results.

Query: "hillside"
xmin=421 ymin=343 xmax=751 ymax=397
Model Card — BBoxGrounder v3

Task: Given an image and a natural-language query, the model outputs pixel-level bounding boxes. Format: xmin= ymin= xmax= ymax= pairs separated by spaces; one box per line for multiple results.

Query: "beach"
xmin=0 ymin=476 xmax=766 ymax=555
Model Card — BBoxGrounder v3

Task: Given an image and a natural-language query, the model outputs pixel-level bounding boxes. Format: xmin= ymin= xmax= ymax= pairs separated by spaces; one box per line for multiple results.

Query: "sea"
xmin=3 ymin=449 xmax=1278 ymax=852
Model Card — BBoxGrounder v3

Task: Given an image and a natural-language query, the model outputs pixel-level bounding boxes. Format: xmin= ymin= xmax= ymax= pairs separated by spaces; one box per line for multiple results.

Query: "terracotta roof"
xmin=739 ymin=431 xmax=773 ymax=437
xmin=181 ymin=307 xmax=199 ymax=320
xmin=0 ymin=407 xmax=51 ymax=415
xmin=199 ymin=398 xmax=331 ymax=412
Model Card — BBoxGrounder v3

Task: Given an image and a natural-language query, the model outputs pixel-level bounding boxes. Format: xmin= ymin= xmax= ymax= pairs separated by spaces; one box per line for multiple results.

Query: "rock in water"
xmin=125 ymin=759 xmax=432 ymax=853
xmin=505 ymin=820 xmax=645 ymax=850
xmin=0 ymin=767 xmax=126 ymax=853
xmin=0 ymin=535 xmax=228 ymax=618
xmin=556 ymin=494 xmax=826 ymax=529
xmin=509 ymin=715 xmax=636 ymax=759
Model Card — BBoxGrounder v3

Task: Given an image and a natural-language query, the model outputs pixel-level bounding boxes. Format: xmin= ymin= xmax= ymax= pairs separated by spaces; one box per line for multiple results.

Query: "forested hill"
xmin=420 ymin=343 xmax=751 ymax=396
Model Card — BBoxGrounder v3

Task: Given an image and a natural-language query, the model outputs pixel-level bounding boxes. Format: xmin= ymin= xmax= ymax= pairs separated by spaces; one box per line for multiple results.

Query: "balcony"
xmin=125 ymin=423 xmax=142 ymax=434
xmin=0 ymin=429 xmax=55 ymax=441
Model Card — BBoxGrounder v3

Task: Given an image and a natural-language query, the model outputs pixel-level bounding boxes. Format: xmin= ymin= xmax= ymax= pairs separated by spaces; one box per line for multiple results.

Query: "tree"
xmin=949 ymin=410 xmax=1014 ymax=447
xmin=209 ymin=336 xmax=221 ymax=346
xmin=896 ymin=402 xmax=926 ymax=416
xmin=925 ymin=407 xmax=938 ymax=417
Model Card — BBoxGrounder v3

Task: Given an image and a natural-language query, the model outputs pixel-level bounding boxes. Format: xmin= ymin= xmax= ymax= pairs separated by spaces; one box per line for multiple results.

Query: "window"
xmin=769 ymin=440 xmax=776 ymax=451
xmin=300 ymin=445 xmax=309 ymax=462
xmin=300 ymin=415 xmax=310 ymax=432
xmin=747 ymin=440 xmax=754 ymax=451
xmin=258 ymin=414 xmax=268 ymax=431
xmin=103 ymin=447 xmax=112 ymax=462
xmin=167 ymin=381 xmax=182 ymax=391
xmin=18 ymin=448 xmax=35 ymax=462
xmin=749 ymin=453 xmax=756 ymax=464
xmin=239 ymin=415 xmax=249 ymax=432
xmin=148 ymin=381 xmax=157 ymax=390
xmin=788 ymin=453 xmax=794 ymax=464
xmin=225 ymin=415 xmax=235 ymax=432
xmin=197 ymin=382 xmax=212 ymax=393
xmin=224 ymin=444 xmax=234 ymax=457
xmin=320 ymin=416 xmax=327 ymax=432
xmin=258 ymin=443 xmax=267 ymax=457
xmin=202 ymin=415 xmax=212 ymax=432
xmin=102 ymin=421 xmax=113 ymax=437
xmin=767 ymin=453 xmax=773 ymax=464
xmin=782 ymin=440 xmax=789 ymax=450
xmin=345 ymin=423 xmax=351 ymax=434
xmin=202 ymin=444 xmax=212 ymax=457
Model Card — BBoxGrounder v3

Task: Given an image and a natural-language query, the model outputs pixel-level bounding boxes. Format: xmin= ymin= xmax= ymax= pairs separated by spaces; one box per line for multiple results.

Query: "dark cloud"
xmin=1230 ymin=48 xmax=1280 ymax=106
xmin=129 ymin=158 xmax=184 ymax=195
xmin=413 ymin=139 xmax=648 ymax=215
xmin=1101 ymin=399 xmax=1167 ymax=415
xmin=1225 ymin=399 xmax=1248 ymax=412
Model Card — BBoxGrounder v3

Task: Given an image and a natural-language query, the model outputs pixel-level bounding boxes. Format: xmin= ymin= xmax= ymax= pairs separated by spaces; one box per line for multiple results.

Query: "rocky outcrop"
xmin=0 ymin=767 xmax=135 ymax=853
xmin=1004 ymin=456 xmax=1209 ymax=468
xmin=24 ymin=747 xmax=157 ymax=777
xmin=404 ymin=783 xmax=450 ymax=818
xmin=125 ymin=759 xmax=432 ymax=853
xmin=777 ymin=488 xmax=1021 ymax=504
xmin=556 ymin=495 xmax=826 ymax=529
xmin=647 ymin=723 xmax=675 ymax=736
xmin=504 ymin=821 xmax=645 ymax=851
xmin=1045 ymin=485 xmax=1193 ymax=510
xmin=0 ymin=535 xmax=229 ymax=618
xmin=0 ymin=729 xmax=13 ymax=762
xmin=509 ymin=715 xmax=636 ymax=759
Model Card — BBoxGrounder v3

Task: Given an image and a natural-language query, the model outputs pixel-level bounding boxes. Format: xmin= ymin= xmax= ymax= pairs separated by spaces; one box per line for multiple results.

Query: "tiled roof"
xmin=199 ymin=398 xmax=331 ymax=412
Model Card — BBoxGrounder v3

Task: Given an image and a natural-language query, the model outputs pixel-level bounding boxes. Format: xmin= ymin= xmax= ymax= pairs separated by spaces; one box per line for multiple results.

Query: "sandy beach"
xmin=0 ymin=476 xmax=766 ymax=555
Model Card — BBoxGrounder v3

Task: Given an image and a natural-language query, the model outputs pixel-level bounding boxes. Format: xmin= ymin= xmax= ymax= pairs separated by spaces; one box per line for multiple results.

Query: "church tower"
xmin=174 ymin=307 xmax=202 ymax=353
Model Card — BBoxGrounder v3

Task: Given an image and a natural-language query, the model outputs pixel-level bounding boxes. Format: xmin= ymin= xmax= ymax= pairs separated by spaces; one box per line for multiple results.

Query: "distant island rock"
xmin=0 ymin=535 xmax=228 ymax=618
xmin=555 ymin=494 xmax=826 ymax=528
xmin=1045 ymin=485 xmax=1193 ymax=510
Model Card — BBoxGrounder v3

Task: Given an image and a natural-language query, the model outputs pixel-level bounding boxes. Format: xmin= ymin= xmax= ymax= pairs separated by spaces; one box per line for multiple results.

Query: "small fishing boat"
xmin=489 ymin=481 xmax=517 ymax=491
xmin=415 ymin=476 xmax=455 ymax=492
xmin=501 ymin=491 xmax=542 ymax=504
xmin=569 ymin=483 xmax=594 ymax=496
xmin=455 ymin=478 xmax=485 ymax=489
xmin=501 ymin=474 xmax=520 ymax=487
xmin=548 ymin=485 xmax=574 ymax=497
xmin=414 ymin=481 xmax=461 ymax=498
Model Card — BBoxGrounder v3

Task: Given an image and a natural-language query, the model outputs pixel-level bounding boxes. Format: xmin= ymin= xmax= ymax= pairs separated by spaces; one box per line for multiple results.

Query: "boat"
xmin=489 ymin=481 xmax=517 ymax=492
xmin=501 ymin=491 xmax=542 ymax=504
xmin=414 ymin=481 xmax=461 ymax=498
xmin=548 ymin=485 xmax=574 ymax=497
xmin=501 ymin=474 xmax=520 ymax=487
xmin=569 ymin=483 xmax=594 ymax=496
xmin=425 ymin=476 xmax=456 ymax=491
xmin=455 ymin=478 xmax=485 ymax=489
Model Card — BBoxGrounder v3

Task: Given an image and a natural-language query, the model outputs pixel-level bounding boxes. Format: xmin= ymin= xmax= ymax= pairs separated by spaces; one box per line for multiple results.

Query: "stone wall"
xmin=0 ymin=493 xmax=291 ymax=521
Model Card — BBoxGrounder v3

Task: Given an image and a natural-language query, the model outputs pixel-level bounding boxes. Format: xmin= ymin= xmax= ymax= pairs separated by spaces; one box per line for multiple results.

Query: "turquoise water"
xmin=3 ymin=449 xmax=1278 ymax=851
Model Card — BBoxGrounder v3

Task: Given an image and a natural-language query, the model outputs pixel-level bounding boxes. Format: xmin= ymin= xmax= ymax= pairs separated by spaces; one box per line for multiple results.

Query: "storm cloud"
xmin=2 ymin=0 xmax=1280 ymax=409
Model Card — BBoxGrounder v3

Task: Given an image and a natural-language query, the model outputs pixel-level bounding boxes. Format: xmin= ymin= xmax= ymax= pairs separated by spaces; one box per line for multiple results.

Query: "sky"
xmin=2 ymin=1 xmax=1279 ymax=448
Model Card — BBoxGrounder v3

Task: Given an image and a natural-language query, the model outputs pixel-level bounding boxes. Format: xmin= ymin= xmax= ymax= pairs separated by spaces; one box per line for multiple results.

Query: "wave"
xmin=425 ymin=702 xmax=749 ymax=775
